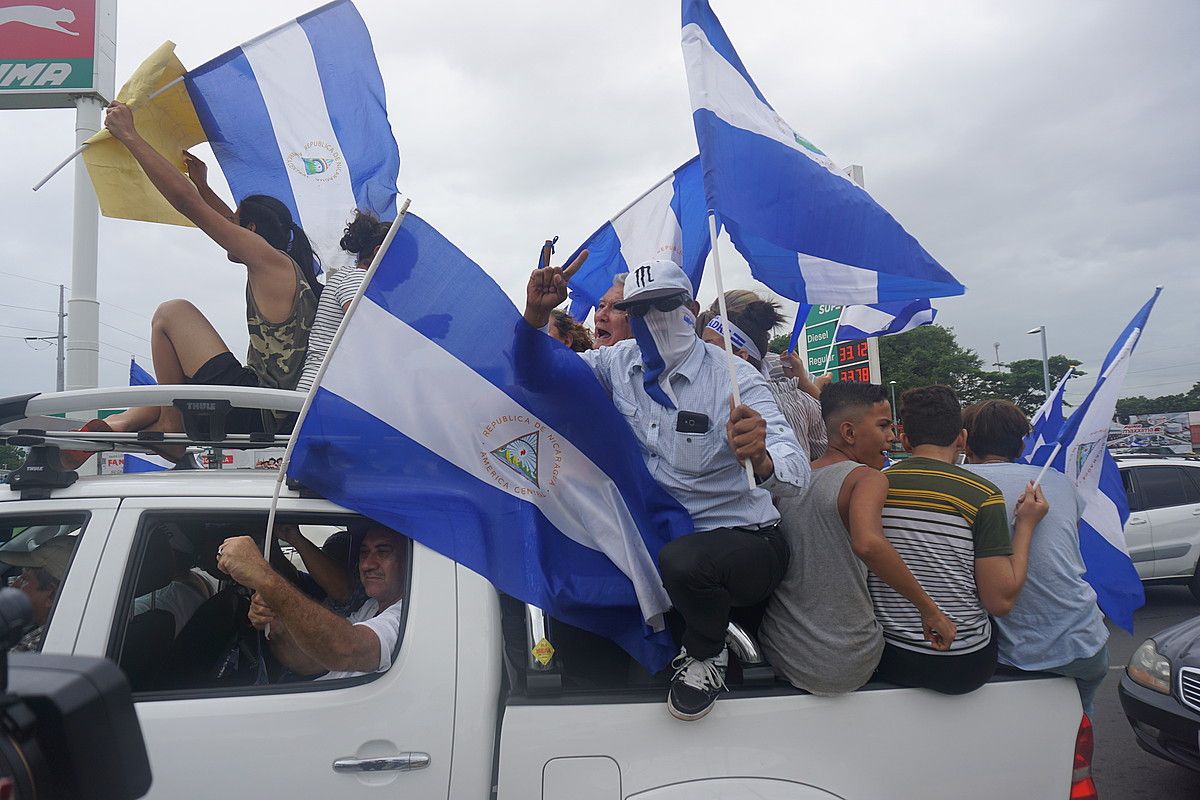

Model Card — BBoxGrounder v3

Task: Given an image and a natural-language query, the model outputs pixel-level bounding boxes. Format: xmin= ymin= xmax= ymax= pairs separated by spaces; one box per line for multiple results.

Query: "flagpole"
xmin=707 ymin=210 xmax=755 ymax=489
xmin=32 ymin=76 xmax=185 ymax=192
xmin=820 ymin=307 xmax=845 ymax=376
xmin=261 ymin=197 xmax=412 ymax=560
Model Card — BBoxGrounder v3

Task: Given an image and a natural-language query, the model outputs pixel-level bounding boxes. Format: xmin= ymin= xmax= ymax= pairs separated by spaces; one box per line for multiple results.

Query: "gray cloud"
xmin=1 ymin=0 xmax=1196 ymax=407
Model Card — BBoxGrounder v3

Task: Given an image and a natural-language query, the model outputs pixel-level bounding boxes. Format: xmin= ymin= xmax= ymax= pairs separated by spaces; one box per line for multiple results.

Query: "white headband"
xmin=706 ymin=315 xmax=762 ymax=362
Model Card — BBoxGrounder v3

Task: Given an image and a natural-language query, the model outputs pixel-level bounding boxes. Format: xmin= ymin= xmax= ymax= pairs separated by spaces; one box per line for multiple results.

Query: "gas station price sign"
xmin=800 ymin=305 xmax=879 ymax=384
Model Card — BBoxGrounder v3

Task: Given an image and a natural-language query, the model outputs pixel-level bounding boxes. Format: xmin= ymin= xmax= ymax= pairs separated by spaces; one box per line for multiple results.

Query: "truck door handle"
xmin=332 ymin=753 xmax=430 ymax=773
xmin=1128 ymin=517 xmax=1147 ymax=525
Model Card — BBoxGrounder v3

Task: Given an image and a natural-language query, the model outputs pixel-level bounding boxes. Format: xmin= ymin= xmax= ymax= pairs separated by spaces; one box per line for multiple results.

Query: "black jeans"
xmin=658 ymin=525 xmax=789 ymax=660
xmin=874 ymin=632 xmax=999 ymax=695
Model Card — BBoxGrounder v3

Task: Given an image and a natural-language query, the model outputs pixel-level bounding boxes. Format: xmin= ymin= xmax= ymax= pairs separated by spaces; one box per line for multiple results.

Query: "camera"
xmin=0 ymin=588 xmax=151 ymax=799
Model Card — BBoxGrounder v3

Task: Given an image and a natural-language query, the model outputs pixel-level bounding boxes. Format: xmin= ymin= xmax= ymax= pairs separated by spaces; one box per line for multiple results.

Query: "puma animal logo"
xmin=0 ymin=6 xmax=80 ymax=36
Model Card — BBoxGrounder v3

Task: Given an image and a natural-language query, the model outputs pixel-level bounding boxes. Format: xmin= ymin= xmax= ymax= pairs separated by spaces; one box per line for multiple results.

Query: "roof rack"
xmin=0 ymin=385 xmax=302 ymax=429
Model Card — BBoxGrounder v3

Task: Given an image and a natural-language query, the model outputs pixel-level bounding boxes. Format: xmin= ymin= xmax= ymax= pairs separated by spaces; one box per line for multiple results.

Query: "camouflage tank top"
xmin=245 ymin=257 xmax=317 ymax=429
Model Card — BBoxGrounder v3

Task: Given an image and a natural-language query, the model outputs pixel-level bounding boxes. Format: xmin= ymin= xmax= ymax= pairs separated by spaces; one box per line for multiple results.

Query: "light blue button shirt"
xmin=577 ymin=338 xmax=810 ymax=532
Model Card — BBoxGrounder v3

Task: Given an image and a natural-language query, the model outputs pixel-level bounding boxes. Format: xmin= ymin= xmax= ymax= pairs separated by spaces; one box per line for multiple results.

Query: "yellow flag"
xmin=83 ymin=41 xmax=206 ymax=227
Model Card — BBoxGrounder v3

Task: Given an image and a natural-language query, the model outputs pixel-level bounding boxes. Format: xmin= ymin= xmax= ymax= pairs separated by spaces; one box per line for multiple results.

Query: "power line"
xmin=0 ymin=301 xmax=57 ymax=314
xmin=0 ymin=323 xmax=55 ymax=335
xmin=0 ymin=269 xmax=66 ymax=290
xmin=99 ymin=320 xmax=151 ymax=343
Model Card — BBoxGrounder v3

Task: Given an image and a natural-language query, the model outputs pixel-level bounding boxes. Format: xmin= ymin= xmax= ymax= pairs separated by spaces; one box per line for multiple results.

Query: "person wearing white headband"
xmin=523 ymin=256 xmax=810 ymax=722
xmin=699 ymin=296 xmax=827 ymax=460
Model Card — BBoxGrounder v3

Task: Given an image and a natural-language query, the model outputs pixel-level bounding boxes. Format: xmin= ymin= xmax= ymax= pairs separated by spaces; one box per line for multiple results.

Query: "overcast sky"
xmin=1 ymin=0 xmax=1196 ymax=407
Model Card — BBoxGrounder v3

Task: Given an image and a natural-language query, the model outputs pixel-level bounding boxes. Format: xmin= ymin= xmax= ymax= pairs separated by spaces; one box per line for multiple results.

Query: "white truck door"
xmin=73 ymin=497 xmax=457 ymax=800
xmin=1130 ymin=465 xmax=1200 ymax=579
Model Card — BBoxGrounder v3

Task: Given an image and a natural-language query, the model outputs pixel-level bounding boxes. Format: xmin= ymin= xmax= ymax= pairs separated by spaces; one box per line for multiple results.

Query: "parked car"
xmin=1 ymin=386 xmax=1096 ymax=799
xmin=1117 ymin=455 xmax=1200 ymax=599
xmin=1119 ymin=614 xmax=1200 ymax=772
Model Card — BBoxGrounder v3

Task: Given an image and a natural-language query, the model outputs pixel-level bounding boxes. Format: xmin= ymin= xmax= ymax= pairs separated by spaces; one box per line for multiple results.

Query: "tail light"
xmin=1070 ymin=713 xmax=1097 ymax=799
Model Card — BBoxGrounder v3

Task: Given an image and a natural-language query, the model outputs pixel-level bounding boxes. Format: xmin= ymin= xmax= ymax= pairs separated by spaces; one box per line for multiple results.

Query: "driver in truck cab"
xmin=217 ymin=524 xmax=406 ymax=680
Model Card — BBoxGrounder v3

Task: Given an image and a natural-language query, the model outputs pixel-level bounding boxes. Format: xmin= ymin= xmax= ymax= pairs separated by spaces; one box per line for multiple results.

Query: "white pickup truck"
xmin=1 ymin=387 xmax=1094 ymax=799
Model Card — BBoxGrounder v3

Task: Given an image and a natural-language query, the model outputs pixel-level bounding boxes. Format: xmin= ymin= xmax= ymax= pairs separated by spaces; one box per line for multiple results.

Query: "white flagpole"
xmin=32 ymin=76 xmax=185 ymax=192
xmin=707 ymin=211 xmax=755 ymax=489
xmin=820 ymin=307 xmax=845 ymax=377
xmin=261 ymin=197 xmax=412 ymax=560
xmin=1029 ymin=367 xmax=1076 ymax=490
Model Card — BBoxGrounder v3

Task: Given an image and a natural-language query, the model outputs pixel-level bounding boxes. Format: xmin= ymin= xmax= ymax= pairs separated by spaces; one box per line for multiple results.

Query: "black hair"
xmin=820 ymin=381 xmax=890 ymax=423
xmin=238 ymin=195 xmax=322 ymax=298
xmin=963 ymin=399 xmax=1031 ymax=462
xmin=899 ymin=385 xmax=963 ymax=448
xmin=726 ymin=299 xmax=786 ymax=366
xmin=339 ymin=210 xmax=391 ymax=264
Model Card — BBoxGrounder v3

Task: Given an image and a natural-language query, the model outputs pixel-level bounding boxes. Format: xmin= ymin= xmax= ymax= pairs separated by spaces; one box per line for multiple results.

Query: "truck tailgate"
xmin=496 ymin=676 xmax=1079 ymax=800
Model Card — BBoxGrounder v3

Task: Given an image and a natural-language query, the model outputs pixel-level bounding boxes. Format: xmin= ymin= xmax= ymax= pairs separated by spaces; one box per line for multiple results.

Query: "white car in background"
xmin=1118 ymin=455 xmax=1200 ymax=599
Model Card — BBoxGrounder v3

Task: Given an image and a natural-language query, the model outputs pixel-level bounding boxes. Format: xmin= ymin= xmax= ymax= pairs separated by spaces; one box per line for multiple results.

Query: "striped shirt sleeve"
xmin=973 ymin=491 xmax=1014 ymax=558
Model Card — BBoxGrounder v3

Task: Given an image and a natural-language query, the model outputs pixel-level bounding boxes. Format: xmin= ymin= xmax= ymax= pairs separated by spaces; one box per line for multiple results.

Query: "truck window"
xmin=108 ymin=513 xmax=410 ymax=696
xmin=0 ymin=513 xmax=89 ymax=654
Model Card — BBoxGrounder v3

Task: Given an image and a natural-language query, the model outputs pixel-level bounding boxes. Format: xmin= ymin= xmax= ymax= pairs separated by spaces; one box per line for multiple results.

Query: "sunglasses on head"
xmin=623 ymin=293 xmax=688 ymax=317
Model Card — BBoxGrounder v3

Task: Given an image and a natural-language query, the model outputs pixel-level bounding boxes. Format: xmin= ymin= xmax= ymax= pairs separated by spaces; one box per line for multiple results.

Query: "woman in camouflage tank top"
xmin=61 ymin=103 xmax=320 ymax=467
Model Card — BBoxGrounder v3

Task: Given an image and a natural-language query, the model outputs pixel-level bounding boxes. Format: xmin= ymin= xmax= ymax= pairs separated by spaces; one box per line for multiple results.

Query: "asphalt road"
xmin=1093 ymin=584 xmax=1200 ymax=799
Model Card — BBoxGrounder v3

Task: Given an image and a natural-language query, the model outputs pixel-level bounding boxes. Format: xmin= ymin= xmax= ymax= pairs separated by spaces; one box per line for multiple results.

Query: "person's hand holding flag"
xmin=523 ymin=250 xmax=588 ymax=328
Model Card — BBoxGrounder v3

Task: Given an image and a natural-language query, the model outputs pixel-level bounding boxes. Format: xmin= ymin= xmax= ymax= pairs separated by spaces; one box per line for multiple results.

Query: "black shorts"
xmin=185 ymin=352 xmax=270 ymax=434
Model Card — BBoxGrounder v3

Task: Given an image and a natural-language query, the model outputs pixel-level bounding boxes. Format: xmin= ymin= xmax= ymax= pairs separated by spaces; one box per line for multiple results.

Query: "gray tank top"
xmin=759 ymin=460 xmax=884 ymax=695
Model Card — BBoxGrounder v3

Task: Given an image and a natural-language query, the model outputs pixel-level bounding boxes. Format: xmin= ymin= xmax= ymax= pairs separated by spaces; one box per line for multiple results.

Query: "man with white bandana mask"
xmin=524 ymin=257 xmax=810 ymax=722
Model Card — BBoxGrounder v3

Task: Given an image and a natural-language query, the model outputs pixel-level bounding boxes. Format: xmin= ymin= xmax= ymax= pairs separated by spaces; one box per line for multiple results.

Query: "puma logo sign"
xmin=634 ymin=264 xmax=653 ymax=288
xmin=0 ymin=5 xmax=80 ymax=36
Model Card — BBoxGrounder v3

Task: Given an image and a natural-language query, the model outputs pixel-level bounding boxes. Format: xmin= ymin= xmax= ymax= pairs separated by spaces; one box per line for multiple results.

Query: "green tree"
xmin=1001 ymin=356 xmax=1083 ymax=415
xmin=768 ymin=333 xmax=790 ymax=354
xmin=878 ymin=325 xmax=988 ymax=403
xmin=0 ymin=445 xmax=26 ymax=470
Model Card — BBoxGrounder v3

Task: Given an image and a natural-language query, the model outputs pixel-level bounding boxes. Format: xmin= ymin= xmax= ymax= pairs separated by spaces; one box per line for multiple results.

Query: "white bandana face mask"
xmin=630 ymin=306 xmax=698 ymax=409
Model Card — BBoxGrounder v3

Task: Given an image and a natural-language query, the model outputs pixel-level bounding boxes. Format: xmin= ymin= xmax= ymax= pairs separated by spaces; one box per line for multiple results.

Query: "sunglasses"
xmin=622 ymin=294 xmax=688 ymax=317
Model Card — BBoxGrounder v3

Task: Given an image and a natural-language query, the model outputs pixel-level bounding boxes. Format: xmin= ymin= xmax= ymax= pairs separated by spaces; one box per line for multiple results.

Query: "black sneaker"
xmin=667 ymin=646 xmax=728 ymax=721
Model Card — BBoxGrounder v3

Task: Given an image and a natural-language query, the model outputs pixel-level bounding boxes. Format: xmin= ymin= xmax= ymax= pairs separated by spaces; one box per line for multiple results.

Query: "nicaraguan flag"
xmin=681 ymin=0 xmax=965 ymax=305
xmin=129 ymin=357 xmax=157 ymax=386
xmin=1022 ymin=369 xmax=1073 ymax=461
xmin=834 ymin=300 xmax=936 ymax=341
xmin=1028 ymin=288 xmax=1161 ymax=631
xmin=566 ymin=157 xmax=711 ymax=322
xmin=288 ymin=212 xmax=694 ymax=671
xmin=185 ymin=0 xmax=399 ymax=272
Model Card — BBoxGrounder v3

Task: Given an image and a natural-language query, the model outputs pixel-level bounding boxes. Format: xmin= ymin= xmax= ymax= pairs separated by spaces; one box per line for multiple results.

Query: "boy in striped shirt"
xmin=871 ymin=385 xmax=1047 ymax=694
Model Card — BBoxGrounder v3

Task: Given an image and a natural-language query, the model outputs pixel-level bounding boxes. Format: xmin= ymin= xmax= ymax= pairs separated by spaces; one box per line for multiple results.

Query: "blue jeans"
xmin=1048 ymin=644 xmax=1110 ymax=717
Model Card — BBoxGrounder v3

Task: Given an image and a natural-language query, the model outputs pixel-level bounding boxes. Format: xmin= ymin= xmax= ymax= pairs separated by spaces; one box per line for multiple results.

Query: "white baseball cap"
xmin=614 ymin=259 xmax=693 ymax=310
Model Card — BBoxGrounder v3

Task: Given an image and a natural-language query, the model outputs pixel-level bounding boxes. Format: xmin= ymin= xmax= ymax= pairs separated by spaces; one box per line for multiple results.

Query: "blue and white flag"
xmin=787 ymin=303 xmax=812 ymax=354
xmin=288 ymin=213 xmax=694 ymax=671
xmin=129 ymin=357 xmax=156 ymax=386
xmin=1021 ymin=369 xmax=1073 ymax=461
xmin=834 ymin=299 xmax=936 ymax=341
xmin=1028 ymin=288 xmax=1161 ymax=631
xmin=681 ymin=0 xmax=965 ymax=305
xmin=185 ymin=0 xmax=400 ymax=272
xmin=566 ymin=157 xmax=711 ymax=322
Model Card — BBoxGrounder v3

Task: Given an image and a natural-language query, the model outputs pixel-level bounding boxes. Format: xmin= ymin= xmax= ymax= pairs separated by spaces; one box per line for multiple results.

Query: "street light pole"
xmin=889 ymin=380 xmax=898 ymax=424
xmin=1026 ymin=325 xmax=1051 ymax=397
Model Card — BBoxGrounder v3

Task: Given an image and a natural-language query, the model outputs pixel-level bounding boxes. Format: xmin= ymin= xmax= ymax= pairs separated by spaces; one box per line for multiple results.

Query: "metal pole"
xmin=65 ymin=96 xmax=104 ymax=392
xmin=993 ymin=341 xmax=1001 ymax=371
xmin=889 ymin=381 xmax=898 ymax=425
xmin=1039 ymin=326 xmax=1051 ymax=397
xmin=56 ymin=284 xmax=65 ymax=392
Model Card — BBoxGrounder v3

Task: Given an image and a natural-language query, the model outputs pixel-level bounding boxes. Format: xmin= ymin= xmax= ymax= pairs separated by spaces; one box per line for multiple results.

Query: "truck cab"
xmin=2 ymin=387 xmax=1092 ymax=799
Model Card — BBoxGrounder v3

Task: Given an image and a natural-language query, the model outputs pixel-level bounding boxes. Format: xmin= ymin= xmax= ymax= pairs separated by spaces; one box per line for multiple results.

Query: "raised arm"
xmin=104 ymin=102 xmax=292 ymax=278
xmin=844 ymin=468 xmax=956 ymax=649
xmin=182 ymin=151 xmax=235 ymax=222
xmin=275 ymin=524 xmax=353 ymax=605
xmin=976 ymin=482 xmax=1048 ymax=616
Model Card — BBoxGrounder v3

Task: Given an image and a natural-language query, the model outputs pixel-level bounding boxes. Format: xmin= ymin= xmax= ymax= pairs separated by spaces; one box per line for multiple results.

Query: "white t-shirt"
xmin=133 ymin=570 xmax=216 ymax=636
xmin=296 ymin=266 xmax=367 ymax=393
xmin=318 ymin=597 xmax=404 ymax=681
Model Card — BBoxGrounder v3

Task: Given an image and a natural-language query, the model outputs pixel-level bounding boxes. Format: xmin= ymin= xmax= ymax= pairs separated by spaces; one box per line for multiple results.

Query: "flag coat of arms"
xmin=185 ymin=0 xmax=400 ymax=271
xmin=288 ymin=212 xmax=694 ymax=671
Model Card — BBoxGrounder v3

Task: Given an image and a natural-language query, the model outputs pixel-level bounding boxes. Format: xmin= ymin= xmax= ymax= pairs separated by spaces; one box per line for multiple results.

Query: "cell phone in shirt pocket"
xmin=676 ymin=411 xmax=711 ymax=434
